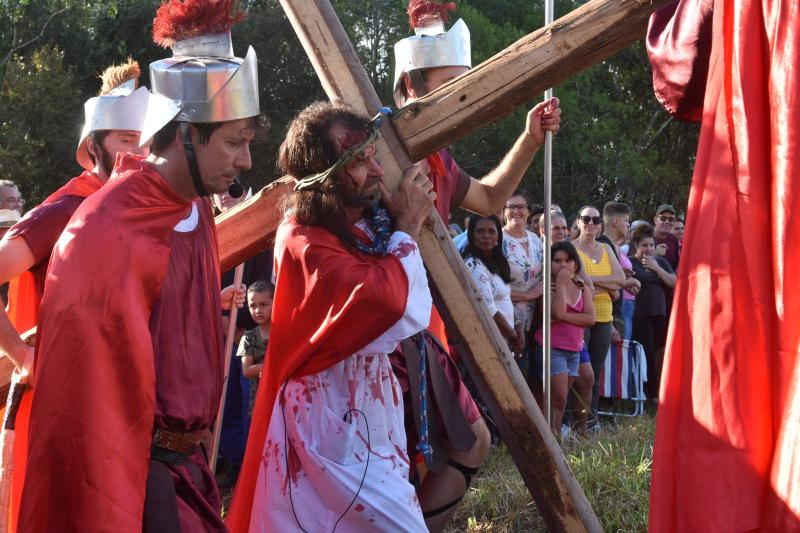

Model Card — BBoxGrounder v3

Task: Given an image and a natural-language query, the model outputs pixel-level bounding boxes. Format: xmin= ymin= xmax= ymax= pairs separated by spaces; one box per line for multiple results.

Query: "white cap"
xmin=76 ymin=80 xmax=150 ymax=171
xmin=393 ymin=18 xmax=471 ymax=105
xmin=0 ymin=209 xmax=20 ymax=227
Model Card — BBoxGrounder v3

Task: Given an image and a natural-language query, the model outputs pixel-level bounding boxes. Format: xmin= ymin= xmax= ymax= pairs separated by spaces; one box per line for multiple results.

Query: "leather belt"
xmin=152 ymin=428 xmax=206 ymax=454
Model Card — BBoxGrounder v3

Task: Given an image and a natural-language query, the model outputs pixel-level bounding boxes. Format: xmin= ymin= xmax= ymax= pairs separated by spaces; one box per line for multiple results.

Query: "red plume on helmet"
xmin=152 ymin=0 xmax=247 ymax=48
xmin=407 ymin=0 xmax=457 ymax=29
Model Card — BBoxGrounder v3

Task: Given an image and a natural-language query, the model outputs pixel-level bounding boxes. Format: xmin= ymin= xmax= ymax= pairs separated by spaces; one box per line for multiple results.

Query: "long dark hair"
xmin=279 ymin=101 xmax=372 ymax=249
xmin=462 ymin=215 xmax=512 ymax=283
xmin=630 ymin=222 xmax=655 ymax=248
xmin=552 ymin=240 xmax=582 ymax=274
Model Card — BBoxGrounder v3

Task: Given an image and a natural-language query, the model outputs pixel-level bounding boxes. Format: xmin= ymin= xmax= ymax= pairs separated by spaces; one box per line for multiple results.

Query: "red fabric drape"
xmin=41 ymin=170 xmax=103 ymax=205
xmin=647 ymin=0 xmax=800 ymax=530
xmin=5 ymin=169 xmax=103 ymax=532
xmin=4 ymin=170 xmax=103 ymax=337
xmin=5 ymin=272 xmax=39 ymax=337
xmin=226 ymin=217 xmax=409 ymax=532
xmin=18 ymin=157 xmax=190 ymax=531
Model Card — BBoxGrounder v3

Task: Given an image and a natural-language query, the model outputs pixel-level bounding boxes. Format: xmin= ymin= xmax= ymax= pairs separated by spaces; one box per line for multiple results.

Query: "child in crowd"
xmin=237 ymin=280 xmax=274 ymax=417
xmin=533 ymin=241 xmax=595 ymax=435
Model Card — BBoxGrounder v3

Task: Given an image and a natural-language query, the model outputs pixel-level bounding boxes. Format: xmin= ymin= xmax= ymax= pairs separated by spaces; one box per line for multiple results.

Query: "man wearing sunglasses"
xmin=653 ymin=204 xmax=681 ymax=270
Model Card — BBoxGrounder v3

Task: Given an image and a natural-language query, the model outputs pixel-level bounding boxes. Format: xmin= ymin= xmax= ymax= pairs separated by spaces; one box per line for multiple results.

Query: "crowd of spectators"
xmin=455 ymin=193 xmax=684 ymax=436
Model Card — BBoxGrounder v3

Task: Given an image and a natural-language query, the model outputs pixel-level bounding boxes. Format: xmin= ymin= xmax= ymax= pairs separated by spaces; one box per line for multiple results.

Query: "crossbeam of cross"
xmin=216 ymin=0 xmax=669 ymax=529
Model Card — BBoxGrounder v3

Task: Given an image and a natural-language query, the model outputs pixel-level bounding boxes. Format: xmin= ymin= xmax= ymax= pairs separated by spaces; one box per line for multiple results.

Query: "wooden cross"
xmin=217 ymin=0 xmax=669 ymax=529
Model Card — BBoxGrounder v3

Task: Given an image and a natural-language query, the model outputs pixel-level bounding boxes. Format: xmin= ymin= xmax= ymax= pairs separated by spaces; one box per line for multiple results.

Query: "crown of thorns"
xmin=294 ymin=107 xmax=393 ymax=192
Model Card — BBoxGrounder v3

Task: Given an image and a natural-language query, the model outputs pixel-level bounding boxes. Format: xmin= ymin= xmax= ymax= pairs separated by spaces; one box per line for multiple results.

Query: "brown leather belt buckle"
xmin=152 ymin=428 xmax=204 ymax=454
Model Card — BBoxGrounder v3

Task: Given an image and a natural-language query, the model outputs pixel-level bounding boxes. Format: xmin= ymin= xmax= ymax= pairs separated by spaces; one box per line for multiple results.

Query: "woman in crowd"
xmin=616 ymin=241 xmax=640 ymax=341
xmin=570 ymin=217 xmax=581 ymax=241
xmin=533 ymin=241 xmax=595 ymax=434
xmin=502 ymin=189 xmax=543 ymax=374
xmin=572 ymin=205 xmax=625 ymax=415
xmin=463 ymin=215 xmax=523 ymax=355
xmin=541 ymin=210 xmax=594 ymax=434
xmin=629 ymin=223 xmax=676 ymax=398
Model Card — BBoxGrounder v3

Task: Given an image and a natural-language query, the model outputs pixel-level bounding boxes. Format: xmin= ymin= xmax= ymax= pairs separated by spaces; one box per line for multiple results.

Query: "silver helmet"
xmin=140 ymin=0 xmax=260 ymax=197
xmin=140 ymin=31 xmax=259 ymax=144
xmin=393 ymin=17 xmax=471 ymax=106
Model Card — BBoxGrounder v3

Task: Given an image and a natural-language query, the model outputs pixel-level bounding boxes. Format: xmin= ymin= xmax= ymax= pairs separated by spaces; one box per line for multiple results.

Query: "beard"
xmin=93 ymin=141 xmax=117 ymax=177
xmin=338 ymin=177 xmax=380 ymax=209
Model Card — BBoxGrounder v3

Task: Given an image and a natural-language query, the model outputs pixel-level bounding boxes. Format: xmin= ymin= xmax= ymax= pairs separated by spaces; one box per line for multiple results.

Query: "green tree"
xmin=0 ymin=45 xmax=81 ymax=202
xmin=0 ymin=0 xmax=697 ymax=219
xmin=444 ymin=0 xmax=698 ymax=221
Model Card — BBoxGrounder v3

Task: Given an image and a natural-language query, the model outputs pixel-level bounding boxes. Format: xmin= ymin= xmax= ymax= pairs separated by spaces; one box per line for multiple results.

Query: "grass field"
xmin=445 ymin=414 xmax=656 ymax=532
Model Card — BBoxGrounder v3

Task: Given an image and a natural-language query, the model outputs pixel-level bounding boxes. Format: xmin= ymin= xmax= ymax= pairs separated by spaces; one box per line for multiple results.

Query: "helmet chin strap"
xmin=180 ymin=122 xmax=209 ymax=197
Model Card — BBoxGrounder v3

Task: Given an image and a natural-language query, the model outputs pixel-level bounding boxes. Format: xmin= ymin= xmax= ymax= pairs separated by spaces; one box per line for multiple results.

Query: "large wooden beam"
xmin=275 ymin=1 xmax=600 ymax=531
xmin=392 ymin=0 xmax=671 ymax=161
xmin=219 ymin=0 xmax=670 ymax=269
xmin=216 ymin=177 xmax=293 ymax=272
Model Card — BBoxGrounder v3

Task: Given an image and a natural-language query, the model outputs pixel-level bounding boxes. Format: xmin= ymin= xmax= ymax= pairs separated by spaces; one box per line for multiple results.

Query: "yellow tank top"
xmin=577 ymin=245 xmax=613 ymax=322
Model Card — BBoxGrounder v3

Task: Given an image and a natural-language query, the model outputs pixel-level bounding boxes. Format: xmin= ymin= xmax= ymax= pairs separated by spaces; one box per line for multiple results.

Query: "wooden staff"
xmin=209 ymin=186 xmax=250 ymax=473
xmin=209 ymin=264 xmax=245 ymax=473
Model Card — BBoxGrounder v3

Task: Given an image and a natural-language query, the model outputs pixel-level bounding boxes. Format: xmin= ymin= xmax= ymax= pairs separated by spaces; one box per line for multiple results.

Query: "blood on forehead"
xmin=339 ymin=129 xmax=368 ymax=151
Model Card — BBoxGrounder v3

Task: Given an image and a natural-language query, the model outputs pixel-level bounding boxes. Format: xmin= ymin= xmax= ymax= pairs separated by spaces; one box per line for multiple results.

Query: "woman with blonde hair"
xmin=572 ymin=205 xmax=625 ymax=417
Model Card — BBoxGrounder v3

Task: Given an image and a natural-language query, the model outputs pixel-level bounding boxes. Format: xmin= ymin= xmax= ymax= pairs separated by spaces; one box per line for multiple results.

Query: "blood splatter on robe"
xmin=228 ymin=216 xmax=432 ymax=532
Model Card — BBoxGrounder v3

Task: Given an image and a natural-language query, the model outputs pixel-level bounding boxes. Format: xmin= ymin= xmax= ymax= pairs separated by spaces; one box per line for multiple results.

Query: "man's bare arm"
xmin=460 ymin=97 xmax=561 ymax=215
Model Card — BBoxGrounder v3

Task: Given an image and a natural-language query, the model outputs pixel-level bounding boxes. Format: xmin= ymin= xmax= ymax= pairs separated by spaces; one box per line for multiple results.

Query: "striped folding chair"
xmin=598 ymin=339 xmax=647 ymax=417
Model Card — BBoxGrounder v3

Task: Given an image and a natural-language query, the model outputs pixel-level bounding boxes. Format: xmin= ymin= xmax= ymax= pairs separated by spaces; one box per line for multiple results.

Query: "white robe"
xmin=248 ymin=229 xmax=432 ymax=532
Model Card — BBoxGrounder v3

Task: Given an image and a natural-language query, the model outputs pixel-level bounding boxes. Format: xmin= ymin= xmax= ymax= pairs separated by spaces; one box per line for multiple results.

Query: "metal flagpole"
xmin=542 ymin=0 xmax=555 ymax=430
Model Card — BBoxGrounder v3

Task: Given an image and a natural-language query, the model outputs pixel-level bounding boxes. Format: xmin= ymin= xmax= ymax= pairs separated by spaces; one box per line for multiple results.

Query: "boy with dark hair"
xmin=237 ymin=280 xmax=274 ymax=416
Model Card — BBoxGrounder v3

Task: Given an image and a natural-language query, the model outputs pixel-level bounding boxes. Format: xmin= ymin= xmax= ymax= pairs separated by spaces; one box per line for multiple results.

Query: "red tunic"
xmin=425 ymin=149 xmax=470 ymax=349
xmin=647 ymin=0 xmax=800 ymax=530
xmin=427 ymin=149 xmax=471 ymax=224
xmin=18 ymin=156 xmax=224 ymax=531
xmin=150 ymin=201 xmax=224 ymax=434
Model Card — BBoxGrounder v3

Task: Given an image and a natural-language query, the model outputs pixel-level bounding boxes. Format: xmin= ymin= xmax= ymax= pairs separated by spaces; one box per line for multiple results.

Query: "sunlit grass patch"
xmin=447 ymin=415 xmax=655 ymax=532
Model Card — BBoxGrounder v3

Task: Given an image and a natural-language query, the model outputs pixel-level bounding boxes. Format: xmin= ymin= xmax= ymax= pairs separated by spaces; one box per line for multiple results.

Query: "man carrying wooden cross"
xmin=229 ymin=102 xmax=437 ymax=531
xmin=390 ymin=2 xmax=561 ymax=530
xmin=0 ymin=57 xmax=150 ymax=532
xmin=18 ymin=0 xmax=257 ymax=530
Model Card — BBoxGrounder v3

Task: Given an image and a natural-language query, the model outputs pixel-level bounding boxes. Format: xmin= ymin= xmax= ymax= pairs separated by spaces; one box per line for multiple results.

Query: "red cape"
xmin=647 ymin=0 xmax=800 ymax=530
xmin=4 ymin=169 xmax=103 ymax=533
xmin=18 ymin=156 xmax=192 ymax=531
xmin=226 ymin=217 xmax=409 ymax=532
xmin=5 ymin=170 xmax=103 ymax=335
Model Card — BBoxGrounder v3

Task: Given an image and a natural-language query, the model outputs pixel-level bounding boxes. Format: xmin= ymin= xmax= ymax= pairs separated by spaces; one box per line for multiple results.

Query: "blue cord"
xmin=416 ymin=333 xmax=434 ymax=464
